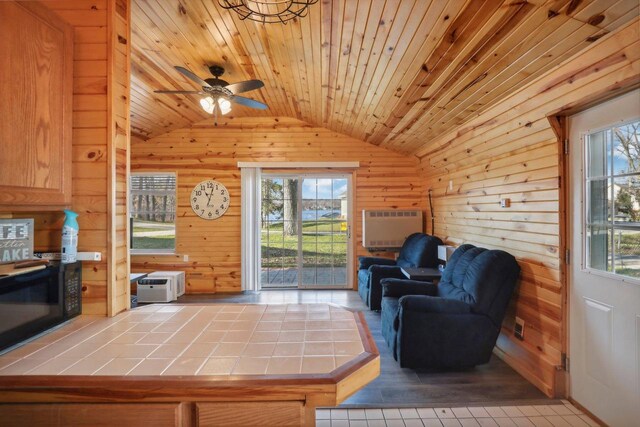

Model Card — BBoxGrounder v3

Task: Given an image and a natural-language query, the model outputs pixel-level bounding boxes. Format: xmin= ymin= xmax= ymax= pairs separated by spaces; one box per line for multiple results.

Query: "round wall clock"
xmin=190 ymin=180 xmax=230 ymax=220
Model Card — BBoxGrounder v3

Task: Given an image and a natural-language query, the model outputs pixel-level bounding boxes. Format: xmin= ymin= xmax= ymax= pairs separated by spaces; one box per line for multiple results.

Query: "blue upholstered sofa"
xmin=357 ymin=233 xmax=442 ymax=310
xmin=380 ymin=244 xmax=520 ymax=369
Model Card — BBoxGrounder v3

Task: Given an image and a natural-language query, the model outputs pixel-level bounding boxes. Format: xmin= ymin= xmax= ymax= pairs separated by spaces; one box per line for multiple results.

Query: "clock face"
xmin=190 ymin=180 xmax=230 ymax=220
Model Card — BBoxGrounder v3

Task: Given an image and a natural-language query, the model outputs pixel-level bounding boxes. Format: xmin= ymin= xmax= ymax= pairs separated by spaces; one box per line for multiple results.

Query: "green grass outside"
xmin=262 ymin=219 xmax=347 ymax=268
xmin=132 ymin=236 xmax=175 ymax=250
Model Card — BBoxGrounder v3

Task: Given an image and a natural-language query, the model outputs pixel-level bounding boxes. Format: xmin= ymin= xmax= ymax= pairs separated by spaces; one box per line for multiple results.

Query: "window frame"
xmin=129 ymin=172 xmax=178 ymax=255
xmin=582 ymin=119 xmax=640 ymax=284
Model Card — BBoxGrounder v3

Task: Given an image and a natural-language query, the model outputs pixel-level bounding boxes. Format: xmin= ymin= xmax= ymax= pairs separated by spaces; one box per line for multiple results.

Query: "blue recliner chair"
xmin=380 ymin=244 xmax=520 ymax=369
xmin=357 ymin=233 xmax=443 ymax=310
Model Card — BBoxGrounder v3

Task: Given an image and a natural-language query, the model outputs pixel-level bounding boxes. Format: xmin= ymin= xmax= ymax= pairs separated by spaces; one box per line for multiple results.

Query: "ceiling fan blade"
xmin=232 ymin=95 xmax=268 ymax=110
xmin=225 ymin=79 xmax=264 ymax=94
xmin=154 ymin=90 xmax=205 ymax=94
xmin=175 ymin=66 xmax=212 ymax=88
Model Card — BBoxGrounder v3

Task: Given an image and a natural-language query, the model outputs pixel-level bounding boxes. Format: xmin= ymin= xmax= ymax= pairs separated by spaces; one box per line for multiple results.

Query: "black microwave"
xmin=0 ymin=261 xmax=82 ymax=353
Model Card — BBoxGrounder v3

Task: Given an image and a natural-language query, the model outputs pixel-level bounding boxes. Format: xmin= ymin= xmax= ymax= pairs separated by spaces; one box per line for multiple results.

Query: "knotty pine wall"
xmin=417 ymin=18 xmax=639 ymax=397
xmin=10 ymin=0 xmax=131 ymax=316
xmin=130 ymin=117 xmax=425 ymax=292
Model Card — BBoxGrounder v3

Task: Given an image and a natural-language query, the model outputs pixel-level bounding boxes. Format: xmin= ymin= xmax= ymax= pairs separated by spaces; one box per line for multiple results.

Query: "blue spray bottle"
xmin=61 ymin=210 xmax=79 ymax=263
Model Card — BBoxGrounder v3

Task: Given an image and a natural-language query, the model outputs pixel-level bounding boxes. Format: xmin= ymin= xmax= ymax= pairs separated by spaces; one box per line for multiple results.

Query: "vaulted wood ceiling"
xmin=131 ymin=0 xmax=639 ymax=154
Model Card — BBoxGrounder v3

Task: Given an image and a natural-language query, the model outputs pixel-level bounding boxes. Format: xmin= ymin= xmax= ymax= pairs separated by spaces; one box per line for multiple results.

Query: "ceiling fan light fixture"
xmin=200 ymin=96 xmax=215 ymax=114
xmin=217 ymin=0 xmax=319 ymax=24
xmin=218 ymin=98 xmax=232 ymax=115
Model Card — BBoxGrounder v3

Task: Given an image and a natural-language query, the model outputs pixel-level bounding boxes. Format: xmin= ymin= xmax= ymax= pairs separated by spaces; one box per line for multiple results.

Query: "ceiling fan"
xmin=155 ymin=65 xmax=267 ymax=122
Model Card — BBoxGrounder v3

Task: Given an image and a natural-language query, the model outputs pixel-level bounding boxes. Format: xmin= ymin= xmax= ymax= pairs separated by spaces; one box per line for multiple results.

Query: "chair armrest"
xmin=399 ymin=295 xmax=471 ymax=315
xmin=358 ymin=256 xmax=396 ymax=270
xmin=381 ymin=278 xmax=437 ymax=298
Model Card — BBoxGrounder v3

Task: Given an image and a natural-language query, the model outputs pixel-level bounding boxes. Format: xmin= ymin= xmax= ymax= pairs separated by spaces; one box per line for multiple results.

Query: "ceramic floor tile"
xmin=317 ymin=421 xmax=331 ymax=427
xmin=423 ymin=420 xmax=445 ymax=427
xmin=502 ymin=407 xmax=525 ymax=418
xmin=435 ymin=409 xmax=456 ymax=419
xmin=255 ymin=321 xmax=282 ymax=331
xmin=562 ymin=405 xmax=581 ymax=416
xmin=221 ymin=330 xmax=252 ymax=343
xmin=451 ymin=408 xmax=473 ymax=419
xmin=513 ymin=418 xmax=535 ymax=427
xmin=266 ymin=357 xmax=302 ymax=375
xmin=417 ymin=408 xmax=438 ymax=419
xmin=163 ymin=357 xmax=206 ymax=375
xmin=494 ymin=419 xmax=517 ymax=427
xmin=468 ymin=408 xmax=491 ymax=418
xmin=349 ymin=409 xmax=367 ymax=420
xmin=386 ymin=420 xmax=407 ymax=427
xmin=383 ymin=409 xmax=402 ymax=419
xmin=477 ymin=419 xmax=499 ymax=427
xmin=440 ymin=420 xmax=462 ymax=427
xmin=517 ymin=407 xmax=541 ymax=417
xmin=316 ymin=409 xmax=331 ymax=420
xmin=334 ymin=341 xmax=364 ymax=356
xmin=127 ymin=358 xmax=174 ymax=375
xmin=331 ymin=409 xmax=349 ymax=420
xmin=577 ymin=416 xmax=597 ymax=427
xmin=0 ymin=357 xmax=46 ymax=375
xmin=405 ymin=420 xmax=426 ymax=427
xmin=330 ymin=421 xmax=349 ymax=427
xmin=94 ymin=358 xmax=142 ymax=375
xmin=367 ymin=420 xmax=387 ymax=427
xmin=148 ymin=343 xmax=187 ymax=359
xmin=548 ymin=406 xmax=573 ymax=416
xmin=136 ymin=332 xmax=173 ymax=345
xmin=232 ymin=357 xmax=269 ymax=375
xmin=543 ymin=416 xmax=571 ymax=427
xmin=559 ymin=416 xmax=589 ymax=427
xmin=400 ymin=408 xmax=420 ymax=419
xmin=527 ymin=417 xmax=553 ymax=427
xmin=460 ymin=419 xmax=481 ymax=427
xmin=534 ymin=407 xmax=557 ymax=416
xmin=350 ymin=420 xmax=369 ymax=427
xmin=365 ymin=409 xmax=384 ymax=420
xmin=485 ymin=408 xmax=508 ymax=418
xmin=199 ymin=357 xmax=237 ymax=375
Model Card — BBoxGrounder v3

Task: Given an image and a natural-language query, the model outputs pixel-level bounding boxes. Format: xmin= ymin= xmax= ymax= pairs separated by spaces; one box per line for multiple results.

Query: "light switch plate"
xmin=500 ymin=198 xmax=511 ymax=208
xmin=514 ymin=316 xmax=525 ymax=340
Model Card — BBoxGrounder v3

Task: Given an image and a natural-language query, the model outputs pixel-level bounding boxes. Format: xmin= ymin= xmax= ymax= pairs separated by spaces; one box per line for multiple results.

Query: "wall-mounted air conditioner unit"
xmin=362 ymin=210 xmax=423 ymax=251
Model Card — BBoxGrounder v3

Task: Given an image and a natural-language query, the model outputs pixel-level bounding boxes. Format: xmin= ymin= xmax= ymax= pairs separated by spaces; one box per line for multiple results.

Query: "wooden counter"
xmin=0 ymin=303 xmax=379 ymax=426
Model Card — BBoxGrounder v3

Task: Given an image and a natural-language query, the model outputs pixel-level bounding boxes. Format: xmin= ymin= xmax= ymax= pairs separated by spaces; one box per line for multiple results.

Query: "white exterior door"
xmin=568 ymin=89 xmax=640 ymax=426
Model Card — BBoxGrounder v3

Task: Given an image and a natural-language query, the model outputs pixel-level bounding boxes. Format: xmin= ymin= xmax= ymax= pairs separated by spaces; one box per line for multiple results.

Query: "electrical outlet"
xmin=183 ymin=254 xmax=189 ymax=262
xmin=449 ymin=180 xmax=453 ymax=191
xmin=500 ymin=198 xmax=511 ymax=208
xmin=514 ymin=316 xmax=525 ymax=340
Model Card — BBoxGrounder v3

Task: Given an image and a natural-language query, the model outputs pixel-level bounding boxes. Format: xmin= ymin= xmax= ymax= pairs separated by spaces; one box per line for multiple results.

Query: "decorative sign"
xmin=0 ymin=219 xmax=34 ymax=264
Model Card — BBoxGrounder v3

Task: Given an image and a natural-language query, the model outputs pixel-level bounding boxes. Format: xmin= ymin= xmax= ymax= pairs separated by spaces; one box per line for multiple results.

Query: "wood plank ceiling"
xmin=131 ymin=0 xmax=639 ymax=154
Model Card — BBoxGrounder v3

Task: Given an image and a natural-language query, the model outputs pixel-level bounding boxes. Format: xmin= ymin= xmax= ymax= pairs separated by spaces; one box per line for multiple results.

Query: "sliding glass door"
xmin=260 ymin=174 xmax=352 ymax=289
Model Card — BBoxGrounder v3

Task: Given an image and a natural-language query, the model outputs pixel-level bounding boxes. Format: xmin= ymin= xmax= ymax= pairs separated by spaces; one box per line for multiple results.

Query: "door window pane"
xmin=584 ymin=121 xmax=640 ymax=281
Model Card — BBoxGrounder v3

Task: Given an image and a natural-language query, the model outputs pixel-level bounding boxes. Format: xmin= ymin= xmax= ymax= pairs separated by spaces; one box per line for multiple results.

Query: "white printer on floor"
xmin=148 ymin=271 xmax=185 ymax=299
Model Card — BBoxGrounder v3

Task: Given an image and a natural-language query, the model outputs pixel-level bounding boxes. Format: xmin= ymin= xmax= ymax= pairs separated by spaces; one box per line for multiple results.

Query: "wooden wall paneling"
xmin=107 ymin=0 xmax=131 ymax=316
xmin=131 ymin=118 xmax=425 ymax=293
xmin=418 ymin=18 xmax=640 ymax=397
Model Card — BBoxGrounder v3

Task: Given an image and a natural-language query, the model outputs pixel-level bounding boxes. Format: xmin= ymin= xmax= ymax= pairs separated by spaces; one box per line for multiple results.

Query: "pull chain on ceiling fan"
xmin=154 ymin=65 xmax=267 ymax=125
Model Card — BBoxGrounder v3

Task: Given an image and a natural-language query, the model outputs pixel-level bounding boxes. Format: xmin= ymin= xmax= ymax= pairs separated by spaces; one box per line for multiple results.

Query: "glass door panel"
xmin=260 ymin=174 xmax=351 ymax=289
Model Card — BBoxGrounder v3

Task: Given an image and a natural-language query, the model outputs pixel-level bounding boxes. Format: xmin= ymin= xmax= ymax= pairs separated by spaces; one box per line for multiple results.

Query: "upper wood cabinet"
xmin=0 ymin=1 xmax=73 ymax=211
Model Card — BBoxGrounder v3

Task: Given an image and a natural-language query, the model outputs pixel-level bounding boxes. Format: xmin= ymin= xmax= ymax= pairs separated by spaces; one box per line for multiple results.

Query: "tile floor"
xmin=0 ymin=303 xmax=366 ymax=376
xmin=315 ymin=402 xmax=599 ymax=427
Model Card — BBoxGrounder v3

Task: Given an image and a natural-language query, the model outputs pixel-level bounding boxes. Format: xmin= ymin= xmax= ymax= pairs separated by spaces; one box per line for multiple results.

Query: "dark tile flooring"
xmin=176 ymin=290 xmax=554 ymax=408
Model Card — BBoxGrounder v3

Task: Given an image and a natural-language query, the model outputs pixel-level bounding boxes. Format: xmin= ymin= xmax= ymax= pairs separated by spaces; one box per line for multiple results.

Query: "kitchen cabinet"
xmin=0 ymin=1 xmax=73 ymax=211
